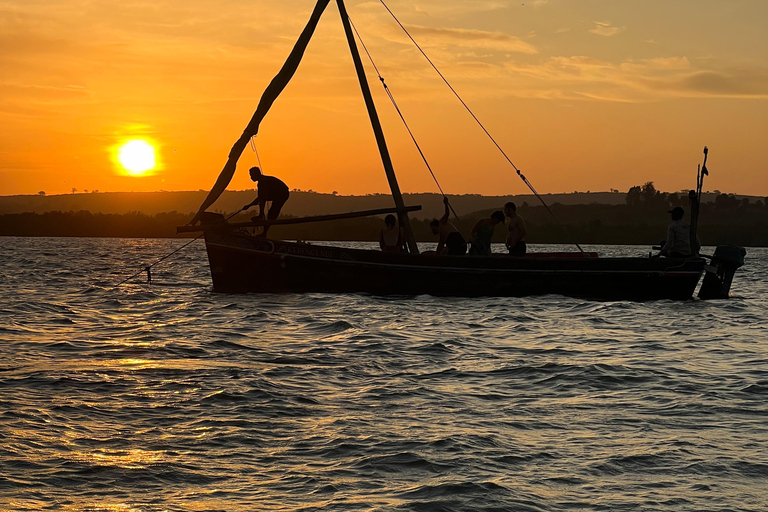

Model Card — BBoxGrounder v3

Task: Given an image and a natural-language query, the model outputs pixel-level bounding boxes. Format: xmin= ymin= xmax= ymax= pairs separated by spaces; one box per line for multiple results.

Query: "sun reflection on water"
xmin=69 ymin=448 xmax=168 ymax=470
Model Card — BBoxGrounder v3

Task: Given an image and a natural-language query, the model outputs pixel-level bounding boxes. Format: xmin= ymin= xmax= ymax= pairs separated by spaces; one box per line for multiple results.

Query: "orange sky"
xmin=1 ymin=0 xmax=767 ymax=200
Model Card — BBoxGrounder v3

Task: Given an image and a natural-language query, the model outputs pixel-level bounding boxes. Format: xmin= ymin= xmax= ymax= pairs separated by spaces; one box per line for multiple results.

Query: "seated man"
xmin=242 ymin=166 xmax=290 ymax=237
xmin=504 ymin=201 xmax=528 ymax=256
xmin=379 ymin=214 xmax=407 ymax=253
xmin=658 ymin=206 xmax=700 ymax=258
xmin=429 ymin=196 xmax=466 ymax=255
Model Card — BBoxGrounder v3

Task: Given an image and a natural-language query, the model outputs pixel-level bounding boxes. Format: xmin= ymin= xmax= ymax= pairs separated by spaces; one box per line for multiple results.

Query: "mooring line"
xmin=113 ymin=210 xmax=243 ymax=288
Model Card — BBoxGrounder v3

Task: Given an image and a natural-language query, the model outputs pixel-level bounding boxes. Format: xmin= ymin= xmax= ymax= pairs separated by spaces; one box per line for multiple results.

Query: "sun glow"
xmin=116 ymin=139 xmax=157 ymax=176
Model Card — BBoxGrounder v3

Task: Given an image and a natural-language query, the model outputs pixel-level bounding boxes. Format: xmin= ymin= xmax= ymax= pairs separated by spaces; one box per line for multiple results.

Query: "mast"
xmin=336 ymin=0 xmax=419 ymax=254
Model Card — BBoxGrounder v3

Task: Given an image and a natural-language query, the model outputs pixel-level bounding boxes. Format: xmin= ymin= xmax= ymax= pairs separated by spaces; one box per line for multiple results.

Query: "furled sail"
xmin=190 ymin=0 xmax=331 ymax=225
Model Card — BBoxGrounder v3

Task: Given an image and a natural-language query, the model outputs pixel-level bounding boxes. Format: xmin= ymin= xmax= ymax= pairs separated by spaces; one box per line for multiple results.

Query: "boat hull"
xmin=202 ymin=230 xmax=705 ymax=300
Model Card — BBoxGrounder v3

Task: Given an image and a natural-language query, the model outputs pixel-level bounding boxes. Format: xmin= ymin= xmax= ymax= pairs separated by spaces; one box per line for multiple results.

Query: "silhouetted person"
xmin=658 ymin=206 xmax=700 ymax=258
xmin=242 ymin=167 xmax=289 ymax=237
xmin=504 ymin=201 xmax=528 ymax=256
xmin=429 ymin=197 xmax=466 ymax=255
xmin=379 ymin=214 xmax=407 ymax=253
xmin=468 ymin=211 xmax=505 ymax=256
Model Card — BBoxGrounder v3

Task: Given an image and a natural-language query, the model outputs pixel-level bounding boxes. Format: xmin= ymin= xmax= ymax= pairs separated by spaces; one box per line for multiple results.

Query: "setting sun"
xmin=117 ymin=139 xmax=156 ymax=176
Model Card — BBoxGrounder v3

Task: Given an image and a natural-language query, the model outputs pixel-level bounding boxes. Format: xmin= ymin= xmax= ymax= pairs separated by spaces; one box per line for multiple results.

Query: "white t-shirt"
xmin=662 ymin=220 xmax=700 ymax=255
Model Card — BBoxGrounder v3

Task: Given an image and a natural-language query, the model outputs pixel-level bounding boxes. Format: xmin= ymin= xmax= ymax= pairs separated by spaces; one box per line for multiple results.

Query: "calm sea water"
xmin=1 ymin=237 xmax=766 ymax=512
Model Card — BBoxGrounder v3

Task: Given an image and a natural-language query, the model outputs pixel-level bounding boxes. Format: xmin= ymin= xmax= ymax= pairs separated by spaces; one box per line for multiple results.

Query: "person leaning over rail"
xmin=242 ymin=166 xmax=290 ymax=238
xmin=468 ymin=211 xmax=505 ymax=256
xmin=656 ymin=206 xmax=701 ymax=258
xmin=427 ymin=196 xmax=466 ymax=255
xmin=504 ymin=201 xmax=528 ymax=257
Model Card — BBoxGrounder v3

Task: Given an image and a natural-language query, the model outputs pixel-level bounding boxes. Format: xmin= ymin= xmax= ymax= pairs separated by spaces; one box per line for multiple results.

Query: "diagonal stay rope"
xmin=348 ymin=15 xmax=461 ymax=222
xmin=378 ymin=0 xmax=582 ymax=252
xmin=250 ymin=136 xmax=264 ymax=171
xmin=113 ymin=210 xmax=243 ymax=288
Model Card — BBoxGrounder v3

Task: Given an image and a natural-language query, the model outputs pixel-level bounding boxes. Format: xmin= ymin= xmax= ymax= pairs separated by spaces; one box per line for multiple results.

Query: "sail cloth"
xmin=190 ymin=0 xmax=331 ymax=225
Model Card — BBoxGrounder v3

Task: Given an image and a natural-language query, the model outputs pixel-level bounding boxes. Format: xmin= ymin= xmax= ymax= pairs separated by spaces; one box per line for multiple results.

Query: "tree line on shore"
xmin=1 ymin=184 xmax=766 ymax=246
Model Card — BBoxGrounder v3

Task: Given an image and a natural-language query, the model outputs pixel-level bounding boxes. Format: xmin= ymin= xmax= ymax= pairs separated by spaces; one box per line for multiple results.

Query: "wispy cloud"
xmin=410 ymin=1 xmax=507 ymax=16
xmin=405 ymin=25 xmax=538 ymax=54
xmin=663 ymin=69 xmax=768 ymax=97
xmin=493 ymin=55 xmax=768 ymax=101
xmin=621 ymin=57 xmax=691 ymax=72
xmin=589 ymin=21 xmax=624 ymax=37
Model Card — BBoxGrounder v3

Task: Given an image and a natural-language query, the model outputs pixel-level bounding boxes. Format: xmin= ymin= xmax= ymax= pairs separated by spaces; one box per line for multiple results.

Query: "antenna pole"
xmin=690 ymin=146 xmax=708 ymax=255
xmin=336 ymin=0 xmax=419 ymax=254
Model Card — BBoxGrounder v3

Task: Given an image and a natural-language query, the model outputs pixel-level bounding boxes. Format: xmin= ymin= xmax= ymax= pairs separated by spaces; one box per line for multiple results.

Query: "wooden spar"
xmin=176 ymin=205 xmax=422 ymax=233
xmin=336 ymin=0 xmax=419 ymax=255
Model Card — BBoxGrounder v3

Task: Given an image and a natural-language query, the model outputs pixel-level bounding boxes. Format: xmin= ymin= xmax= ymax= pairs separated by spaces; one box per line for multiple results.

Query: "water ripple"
xmin=0 ymin=238 xmax=766 ymax=511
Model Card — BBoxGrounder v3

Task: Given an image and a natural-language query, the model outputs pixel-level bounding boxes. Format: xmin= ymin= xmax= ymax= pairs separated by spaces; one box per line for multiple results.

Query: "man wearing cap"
xmin=242 ymin=166 xmax=290 ymax=237
xmin=658 ymin=206 xmax=700 ymax=258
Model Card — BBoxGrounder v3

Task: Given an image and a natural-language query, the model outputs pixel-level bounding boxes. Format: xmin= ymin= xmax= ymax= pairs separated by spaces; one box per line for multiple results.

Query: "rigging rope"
xmin=348 ymin=15 xmax=461 ymax=222
xmin=250 ymin=136 xmax=264 ymax=171
xmin=113 ymin=210 xmax=244 ymax=288
xmin=378 ymin=0 xmax=583 ymax=252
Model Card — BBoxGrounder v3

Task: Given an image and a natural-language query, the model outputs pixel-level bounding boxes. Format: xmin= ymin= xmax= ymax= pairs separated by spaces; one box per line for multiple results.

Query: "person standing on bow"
xmin=468 ymin=211 xmax=505 ymax=256
xmin=242 ymin=166 xmax=290 ymax=238
xmin=504 ymin=201 xmax=528 ymax=257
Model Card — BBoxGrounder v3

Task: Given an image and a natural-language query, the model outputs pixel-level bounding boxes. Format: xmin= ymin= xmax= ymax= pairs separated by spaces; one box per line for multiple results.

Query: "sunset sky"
xmin=1 ymin=0 xmax=767 ymax=200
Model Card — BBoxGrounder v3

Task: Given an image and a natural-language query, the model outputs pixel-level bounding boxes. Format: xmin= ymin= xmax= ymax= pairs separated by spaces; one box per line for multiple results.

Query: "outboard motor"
xmin=698 ymin=245 xmax=746 ymax=299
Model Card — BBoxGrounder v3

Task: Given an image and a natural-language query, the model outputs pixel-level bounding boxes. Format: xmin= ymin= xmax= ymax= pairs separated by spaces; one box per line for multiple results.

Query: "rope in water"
xmin=113 ymin=210 xmax=243 ymax=288
xmin=348 ymin=15 xmax=461 ymax=222
xmin=378 ymin=0 xmax=582 ymax=252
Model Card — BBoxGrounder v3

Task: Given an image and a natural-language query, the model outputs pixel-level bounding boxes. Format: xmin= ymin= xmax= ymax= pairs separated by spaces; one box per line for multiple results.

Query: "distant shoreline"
xmin=1 ymin=189 xmax=764 ymax=220
xmin=2 ymin=201 xmax=766 ymax=246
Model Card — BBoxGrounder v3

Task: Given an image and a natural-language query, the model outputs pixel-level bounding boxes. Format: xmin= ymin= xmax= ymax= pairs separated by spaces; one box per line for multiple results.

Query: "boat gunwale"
xmin=203 ymin=232 xmax=706 ymax=276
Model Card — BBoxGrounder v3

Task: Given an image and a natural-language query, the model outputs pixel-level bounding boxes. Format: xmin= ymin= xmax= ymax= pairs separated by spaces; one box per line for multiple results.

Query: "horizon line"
xmin=2 ymin=188 xmax=763 ymax=199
